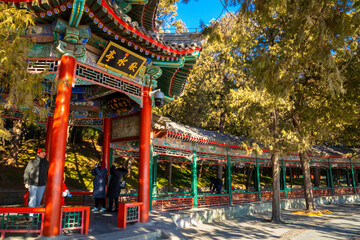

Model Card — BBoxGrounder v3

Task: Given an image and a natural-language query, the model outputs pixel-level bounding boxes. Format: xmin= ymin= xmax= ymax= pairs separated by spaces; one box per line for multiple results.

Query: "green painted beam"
xmin=328 ymin=158 xmax=335 ymax=195
xmin=282 ymin=159 xmax=287 ymax=199
xmin=256 ymin=156 xmax=261 ymax=201
xmin=191 ymin=150 xmax=198 ymax=208
xmin=69 ymin=0 xmax=86 ymax=27
xmin=152 ymin=57 xmax=185 ymax=68
xmin=127 ymin=0 xmax=148 ymax=4
xmin=226 ymin=154 xmax=232 ymax=205
xmin=350 ymin=159 xmax=357 ymax=195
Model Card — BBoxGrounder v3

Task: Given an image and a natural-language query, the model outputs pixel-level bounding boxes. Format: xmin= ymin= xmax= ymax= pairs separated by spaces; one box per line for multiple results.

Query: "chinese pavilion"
xmin=0 ymin=0 xmax=202 ymax=237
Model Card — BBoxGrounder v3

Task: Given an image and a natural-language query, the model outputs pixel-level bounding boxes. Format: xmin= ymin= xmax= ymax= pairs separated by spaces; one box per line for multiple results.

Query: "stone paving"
xmin=180 ymin=203 xmax=360 ymax=240
xmin=3 ymin=202 xmax=360 ymax=240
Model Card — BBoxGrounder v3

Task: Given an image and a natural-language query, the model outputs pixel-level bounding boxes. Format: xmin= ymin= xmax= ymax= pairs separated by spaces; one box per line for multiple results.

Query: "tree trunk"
xmin=127 ymin=158 xmax=134 ymax=178
xmin=8 ymin=120 xmax=23 ymax=167
xmin=72 ymin=127 xmax=78 ymax=145
xmin=314 ymin=167 xmax=321 ymax=187
xmin=334 ymin=168 xmax=339 ymax=186
xmin=243 ymin=167 xmax=246 ymax=184
xmin=296 ymin=168 xmax=300 ymax=179
xmin=355 ymin=169 xmax=359 ymax=186
xmin=91 ymin=139 xmax=101 ymax=161
xmin=300 ymin=153 xmax=316 ymax=211
xmin=271 ymin=151 xmax=281 ymax=223
xmin=198 ymin=161 xmax=203 ymax=181
xmin=66 ymin=121 xmax=73 ymax=147
xmin=217 ymin=109 xmax=226 ymax=180
xmin=168 ymin=162 xmax=172 ymax=192
xmin=246 ymin=167 xmax=254 ymax=190
xmin=217 ymin=164 xmax=223 ymax=179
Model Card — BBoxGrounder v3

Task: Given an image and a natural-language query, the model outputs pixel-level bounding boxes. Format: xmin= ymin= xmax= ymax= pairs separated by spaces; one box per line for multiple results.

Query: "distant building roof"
xmin=153 ymin=114 xmax=359 ymax=158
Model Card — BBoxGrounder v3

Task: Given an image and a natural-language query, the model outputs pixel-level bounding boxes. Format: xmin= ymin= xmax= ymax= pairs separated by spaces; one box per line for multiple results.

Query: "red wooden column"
xmin=138 ymin=86 xmax=151 ymax=222
xmin=43 ymin=55 xmax=75 ymax=237
xmin=102 ymin=118 xmax=111 ymax=171
xmin=45 ymin=116 xmax=53 ymax=161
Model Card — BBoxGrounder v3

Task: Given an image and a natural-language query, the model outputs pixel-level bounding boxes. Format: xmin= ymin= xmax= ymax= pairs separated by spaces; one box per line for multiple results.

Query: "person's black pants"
xmin=108 ymin=197 xmax=119 ymax=211
xmin=95 ymin=198 xmax=106 ymax=209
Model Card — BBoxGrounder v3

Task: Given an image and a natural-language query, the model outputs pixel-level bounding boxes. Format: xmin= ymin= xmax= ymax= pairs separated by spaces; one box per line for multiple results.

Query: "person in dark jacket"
xmin=91 ymin=161 xmax=107 ymax=212
xmin=209 ymin=177 xmax=223 ymax=194
xmin=106 ymin=163 xmax=128 ymax=212
xmin=210 ymin=177 xmax=217 ymax=192
xmin=215 ymin=178 xmax=223 ymax=194
xmin=23 ymin=148 xmax=49 ymax=209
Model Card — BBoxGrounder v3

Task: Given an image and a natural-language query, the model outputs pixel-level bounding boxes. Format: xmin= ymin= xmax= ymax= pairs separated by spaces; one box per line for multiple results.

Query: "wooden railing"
xmin=152 ymin=196 xmax=193 ymax=211
xmin=0 ymin=206 xmax=90 ymax=239
xmin=118 ymin=202 xmax=143 ymax=229
xmin=0 ymin=207 xmax=44 ymax=239
xmin=197 ymin=194 xmax=229 ymax=208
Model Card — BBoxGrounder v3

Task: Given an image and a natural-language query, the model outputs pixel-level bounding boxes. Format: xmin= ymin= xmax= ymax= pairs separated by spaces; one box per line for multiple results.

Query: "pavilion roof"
xmin=153 ymin=114 xmax=359 ymax=158
xmin=153 ymin=114 xmax=250 ymax=147
xmin=14 ymin=0 xmax=201 ymax=59
xmin=13 ymin=0 xmax=202 ymax=98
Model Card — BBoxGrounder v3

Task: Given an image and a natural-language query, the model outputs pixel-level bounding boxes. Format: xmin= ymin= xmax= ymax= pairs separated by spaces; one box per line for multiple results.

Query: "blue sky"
xmin=177 ymin=0 xmax=238 ymax=31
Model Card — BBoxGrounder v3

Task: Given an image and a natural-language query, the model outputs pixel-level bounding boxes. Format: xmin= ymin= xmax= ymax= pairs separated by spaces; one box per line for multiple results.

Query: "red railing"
xmin=152 ymin=197 xmax=193 ymax=211
xmin=0 ymin=207 xmax=90 ymax=238
xmin=233 ymin=192 xmax=258 ymax=204
xmin=260 ymin=192 xmax=273 ymax=201
xmin=61 ymin=206 xmax=90 ymax=234
xmin=313 ymin=188 xmax=332 ymax=197
xmin=65 ymin=192 xmax=138 ymax=205
xmin=0 ymin=206 xmax=90 ymax=239
xmin=197 ymin=195 xmax=229 ymax=208
xmin=0 ymin=207 xmax=45 ymax=239
xmin=334 ymin=187 xmax=354 ymax=195
xmin=118 ymin=202 xmax=143 ymax=229
xmin=287 ymin=189 xmax=305 ymax=199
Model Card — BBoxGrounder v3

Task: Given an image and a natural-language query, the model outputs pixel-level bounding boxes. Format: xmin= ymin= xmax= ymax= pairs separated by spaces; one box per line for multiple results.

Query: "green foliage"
xmin=155 ymin=13 xmax=250 ymax=136
xmin=157 ymin=0 xmax=188 ymax=32
xmin=81 ymin=128 xmax=100 ymax=142
xmin=0 ymin=5 xmax=49 ymax=141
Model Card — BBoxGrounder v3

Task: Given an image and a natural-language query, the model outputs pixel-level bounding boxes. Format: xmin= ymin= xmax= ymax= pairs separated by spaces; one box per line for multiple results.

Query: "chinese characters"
xmin=98 ymin=42 xmax=146 ymax=78
xmin=105 ymin=50 xmax=116 ymax=62
xmin=117 ymin=53 xmax=129 ymax=67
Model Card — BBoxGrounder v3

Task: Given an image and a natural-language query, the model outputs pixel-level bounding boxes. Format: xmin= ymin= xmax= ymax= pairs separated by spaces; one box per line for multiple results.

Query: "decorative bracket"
xmin=52 ymin=19 xmax=91 ymax=58
xmin=142 ymin=65 xmax=162 ymax=88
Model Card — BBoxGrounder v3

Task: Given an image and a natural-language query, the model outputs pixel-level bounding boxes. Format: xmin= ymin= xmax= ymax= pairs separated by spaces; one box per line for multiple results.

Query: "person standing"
xmin=23 ymin=148 xmax=49 ymax=209
xmin=91 ymin=161 xmax=107 ymax=212
xmin=215 ymin=177 xmax=223 ymax=194
xmin=106 ymin=162 xmax=128 ymax=212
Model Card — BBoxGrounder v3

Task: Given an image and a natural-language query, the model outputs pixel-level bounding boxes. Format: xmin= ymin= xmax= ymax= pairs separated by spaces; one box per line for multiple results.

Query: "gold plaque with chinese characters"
xmin=97 ymin=41 xmax=147 ymax=78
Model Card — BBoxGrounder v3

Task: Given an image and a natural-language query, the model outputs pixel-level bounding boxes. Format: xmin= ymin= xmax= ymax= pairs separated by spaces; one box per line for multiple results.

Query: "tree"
xmin=160 ymin=0 xmax=359 ymax=221
xmin=154 ymin=14 xmax=245 ymax=136
xmin=0 ymin=5 xmax=49 ymax=143
xmin=157 ymin=0 xmax=188 ymax=32
xmin=230 ymin=0 xmax=360 ymax=214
